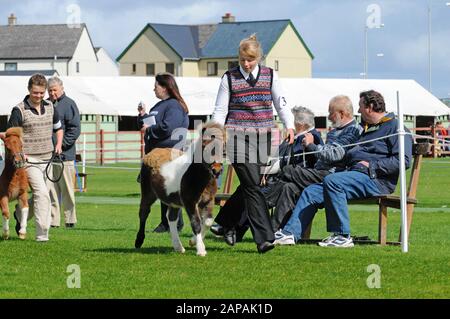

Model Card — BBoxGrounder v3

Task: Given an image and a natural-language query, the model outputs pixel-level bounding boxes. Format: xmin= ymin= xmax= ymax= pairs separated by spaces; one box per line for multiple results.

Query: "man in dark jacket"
xmin=47 ymin=77 xmax=81 ymax=228
xmin=270 ymin=95 xmax=362 ymax=232
xmin=274 ymin=90 xmax=413 ymax=247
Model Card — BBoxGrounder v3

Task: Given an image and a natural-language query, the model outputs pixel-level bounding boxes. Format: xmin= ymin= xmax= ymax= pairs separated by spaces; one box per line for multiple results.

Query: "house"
xmin=0 ymin=14 xmax=118 ymax=76
xmin=117 ymin=13 xmax=313 ymax=78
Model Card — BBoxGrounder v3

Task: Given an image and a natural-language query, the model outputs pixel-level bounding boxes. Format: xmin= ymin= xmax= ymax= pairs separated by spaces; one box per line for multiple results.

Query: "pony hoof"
xmin=197 ymin=251 xmax=207 ymax=257
xmin=18 ymin=232 xmax=26 ymax=240
xmin=2 ymin=231 xmax=10 ymax=240
xmin=135 ymin=238 xmax=144 ymax=248
xmin=189 ymin=238 xmax=196 ymax=247
xmin=175 ymin=247 xmax=186 ymax=254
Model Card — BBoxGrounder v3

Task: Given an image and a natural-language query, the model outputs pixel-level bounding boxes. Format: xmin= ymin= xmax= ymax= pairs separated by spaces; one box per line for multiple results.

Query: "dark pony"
xmin=135 ymin=122 xmax=224 ymax=256
xmin=0 ymin=127 xmax=29 ymax=240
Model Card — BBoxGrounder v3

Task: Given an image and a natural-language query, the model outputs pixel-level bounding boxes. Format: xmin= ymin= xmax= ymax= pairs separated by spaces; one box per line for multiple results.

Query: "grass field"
xmin=1 ymin=158 xmax=449 ymax=298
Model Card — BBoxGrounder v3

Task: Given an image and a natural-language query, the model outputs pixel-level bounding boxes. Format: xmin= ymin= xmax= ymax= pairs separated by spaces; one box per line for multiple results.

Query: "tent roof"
xmin=0 ymin=76 xmax=448 ymax=117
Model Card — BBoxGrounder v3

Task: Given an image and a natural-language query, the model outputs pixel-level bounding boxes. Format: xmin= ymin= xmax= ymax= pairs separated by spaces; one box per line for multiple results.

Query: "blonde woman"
xmin=211 ymin=34 xmax=295 ymax=253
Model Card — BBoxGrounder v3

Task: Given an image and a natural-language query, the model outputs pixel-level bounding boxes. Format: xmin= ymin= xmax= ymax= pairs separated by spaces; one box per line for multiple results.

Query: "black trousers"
xmin=217 ymin=162 xmax=274 ymax=245
xmin=215 ymin=165 xmax=330 ymax=234
xmin=216 ymin=130 xmax=274 ymax=245
xmin=270 ymin=166 xmax=330 ymax=231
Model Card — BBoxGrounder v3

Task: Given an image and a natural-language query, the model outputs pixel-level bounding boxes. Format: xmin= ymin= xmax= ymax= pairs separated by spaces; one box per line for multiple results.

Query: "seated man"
xmin=275 ymin=90 xmax=413 ymax=247
xmin=211 ymin=106 xmax=323 ymax=244
xmin=269 ymin=95 xmax=362 ymax=231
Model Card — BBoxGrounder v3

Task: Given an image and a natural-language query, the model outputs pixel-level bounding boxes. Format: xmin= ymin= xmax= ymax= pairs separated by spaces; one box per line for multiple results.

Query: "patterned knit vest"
xmin=17 ymin=101 xmax=54 ymax=155
xmin=225 ymin=66 xmax=274 ymax=129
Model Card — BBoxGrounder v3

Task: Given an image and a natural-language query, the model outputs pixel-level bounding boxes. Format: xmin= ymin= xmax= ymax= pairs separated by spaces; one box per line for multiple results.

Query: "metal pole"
xmin=428 ymin=5 xmax=432 ymax=92
xmin=397 ymin=91 xmax=408 ymax=253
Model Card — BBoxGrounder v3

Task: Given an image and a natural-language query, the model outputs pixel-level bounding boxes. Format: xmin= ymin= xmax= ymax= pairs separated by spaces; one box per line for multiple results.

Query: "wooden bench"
xmin=214 ymin=165 xmax=235 ymax=207
xmin=214 ymin=143 xmax=429 ymax=246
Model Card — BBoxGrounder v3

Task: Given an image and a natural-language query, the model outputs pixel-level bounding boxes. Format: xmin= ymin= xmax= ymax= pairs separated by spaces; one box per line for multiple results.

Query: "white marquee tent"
xmin=0 ymin=76 xmax=448 ymax=117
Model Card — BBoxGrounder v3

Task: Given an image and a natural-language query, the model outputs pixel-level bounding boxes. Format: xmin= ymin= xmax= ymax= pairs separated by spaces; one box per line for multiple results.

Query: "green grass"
xmin=1 ymin=158 xmax=449 ymax=298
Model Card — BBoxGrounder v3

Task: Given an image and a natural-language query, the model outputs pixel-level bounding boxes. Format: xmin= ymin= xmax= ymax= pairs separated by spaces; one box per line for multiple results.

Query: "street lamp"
xmin=428 ymin=2 xmax=450 ymax=93
xmin=364 ymin=23 xmax=384 ymax=79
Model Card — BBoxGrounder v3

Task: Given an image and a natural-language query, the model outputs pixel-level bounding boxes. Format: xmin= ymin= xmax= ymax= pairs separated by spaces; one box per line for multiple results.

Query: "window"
xmin=5 ymin=62 xmax=17 ymax=71
xmin=228 ymin=61 xmax=239 ymax=69
xmin=274 ymin=60 xmax=279 ymax=71
xmin=165 ymin=63 xmax=175 ymax=75
xmin=146 ymin=63 xmax=155 ymax=76
xmin=132 ymin=63 xmax=136 ymax=74
xmin=76 ymin=62 xmax=80 ymax=73
xmin=207 ymin=62 xmax=218 ymax=76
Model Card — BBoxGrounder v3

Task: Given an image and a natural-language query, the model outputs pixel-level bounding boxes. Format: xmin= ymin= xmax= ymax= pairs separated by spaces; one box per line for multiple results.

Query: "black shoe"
xmin=223 ymin=228 xmax=236 ymax=246
xmin=153 ymin=223 xmax=169 ymax=233
xmin=210 ymin=224 xmax=224 ymax=237
xmin=257 ymin=241 xmax=275 ymax=254
xmin=51 ymin=225 xmax=60 ymax=228
xmin=65 ymin=223 xmax=75 ymax=228
xmin=13 ymin=210 xmax=20 ymax=236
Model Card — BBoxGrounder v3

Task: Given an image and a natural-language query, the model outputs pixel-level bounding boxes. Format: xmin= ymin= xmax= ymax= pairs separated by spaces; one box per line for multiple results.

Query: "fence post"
xmin=431 ymin=125 xmax=437 ymax=158
xmin=100 ymin=129 xmax=104 ymax=165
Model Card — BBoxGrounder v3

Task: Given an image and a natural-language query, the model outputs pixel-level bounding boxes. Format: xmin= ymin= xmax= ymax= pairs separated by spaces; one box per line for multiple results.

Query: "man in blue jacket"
xmin=47 ymin=77 xmax=81 ymax=228
xmin=275 ymin=90 xmax=413 ymax=247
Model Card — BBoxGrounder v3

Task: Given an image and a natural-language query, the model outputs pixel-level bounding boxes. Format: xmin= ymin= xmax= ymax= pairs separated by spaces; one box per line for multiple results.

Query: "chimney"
xmin=8 ymin=13 xmax=17 ymax=26
xmin=221 ymin=13 xmax=235 ymax=23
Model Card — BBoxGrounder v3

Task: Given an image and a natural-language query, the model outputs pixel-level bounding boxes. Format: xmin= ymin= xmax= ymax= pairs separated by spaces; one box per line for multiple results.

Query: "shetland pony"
xmin=0 ymin=127 xmax=29 ymax=240
xmin=135 ymin=122 xmax=224 ymax=256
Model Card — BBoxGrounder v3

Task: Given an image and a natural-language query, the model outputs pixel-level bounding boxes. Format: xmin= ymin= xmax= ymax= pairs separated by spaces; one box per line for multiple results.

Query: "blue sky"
xmin=1 ymin=0 xmax=450 ymax=98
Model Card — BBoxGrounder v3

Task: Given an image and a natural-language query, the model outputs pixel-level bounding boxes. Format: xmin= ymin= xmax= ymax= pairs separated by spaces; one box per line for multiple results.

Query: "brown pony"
xmin=135 ymin=122 xmax=224 ymax=256
xmin=0 ymin=127 xmax=29 ymax=240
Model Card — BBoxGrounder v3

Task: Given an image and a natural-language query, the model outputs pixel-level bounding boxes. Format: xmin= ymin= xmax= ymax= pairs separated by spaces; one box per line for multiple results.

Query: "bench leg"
xmin=398 ymin=203 xmax=414 ymax=243
xmin=378 ymin=204 xmax=388 ymax=245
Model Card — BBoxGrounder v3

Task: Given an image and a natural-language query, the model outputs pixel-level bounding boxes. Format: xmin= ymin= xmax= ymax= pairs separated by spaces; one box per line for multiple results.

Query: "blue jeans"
xmin=283 ymin=171 xmax=382 ymax=241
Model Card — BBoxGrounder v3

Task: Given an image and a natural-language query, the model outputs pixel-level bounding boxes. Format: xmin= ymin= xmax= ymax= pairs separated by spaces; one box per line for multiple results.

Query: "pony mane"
xmin=5 ymin=127 xmax=23 ymax=139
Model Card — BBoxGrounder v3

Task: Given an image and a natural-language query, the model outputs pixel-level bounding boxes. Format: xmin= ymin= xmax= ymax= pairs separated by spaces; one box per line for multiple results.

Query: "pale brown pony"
xmin=135 ymin=122 xmax=224 ymax=256
xmin=0 ymin=127 xmax=28 ymax=240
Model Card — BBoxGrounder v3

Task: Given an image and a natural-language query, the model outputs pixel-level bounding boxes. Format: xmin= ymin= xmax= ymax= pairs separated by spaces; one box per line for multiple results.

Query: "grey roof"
xmin=0 ymin=69 xmax=59 ymax=76
xmin=201 ymin=20 xmax=290 ymax=58
xmin=150 ymin=23 xmax=201 ymax=59
xmin=117 ymin=19 xmax=313 ymax=61
xmin=0 ymin=24 xmax=85 ymax=59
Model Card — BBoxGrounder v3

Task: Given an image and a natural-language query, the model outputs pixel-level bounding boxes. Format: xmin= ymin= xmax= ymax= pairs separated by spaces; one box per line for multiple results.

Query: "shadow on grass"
xmin=71 ymin=227 xmax=133 ymax=232
xmin=87 ymin=245 xmax=227 ymax=255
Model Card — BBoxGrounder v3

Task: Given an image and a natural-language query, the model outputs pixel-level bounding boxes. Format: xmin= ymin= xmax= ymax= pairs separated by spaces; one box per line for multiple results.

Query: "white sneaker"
xmin=319 ymin=234 xmax=336 ymax=245
xmin=274 ymin=230 xmax=284 ymax=240
xmin=273 ymin=232 xmax=295 ymax=245
xmin=318 ymin=235 xmax=354 ymax=248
